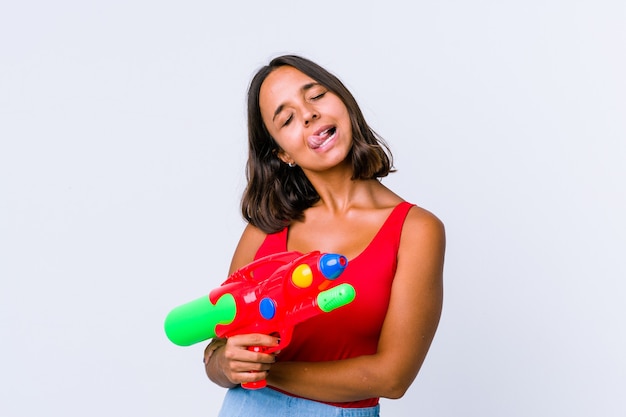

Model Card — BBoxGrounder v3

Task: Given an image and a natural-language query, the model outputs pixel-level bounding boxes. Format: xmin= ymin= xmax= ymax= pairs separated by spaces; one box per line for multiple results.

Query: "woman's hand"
xmin=204 ymin=334 xmax=280 ymax=388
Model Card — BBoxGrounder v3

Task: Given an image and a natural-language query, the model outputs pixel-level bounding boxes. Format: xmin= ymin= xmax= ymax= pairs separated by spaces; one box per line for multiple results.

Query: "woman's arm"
xmin=265 ymin=207 xmax=446 ymax=402
xmin=204 ymin=223 xmax=280 ymax=388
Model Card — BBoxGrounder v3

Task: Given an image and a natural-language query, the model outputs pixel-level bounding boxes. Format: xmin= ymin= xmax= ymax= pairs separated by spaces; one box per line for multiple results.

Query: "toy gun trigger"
xmin=274 ymin=325 xmax=293 ymax=352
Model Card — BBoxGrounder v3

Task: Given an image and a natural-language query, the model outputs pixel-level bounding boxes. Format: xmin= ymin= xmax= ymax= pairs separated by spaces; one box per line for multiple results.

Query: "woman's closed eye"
xmin=307 ymin=90 xmax=327 ymax=101
xmin=281 ymin=114 xmax=293 ymax=127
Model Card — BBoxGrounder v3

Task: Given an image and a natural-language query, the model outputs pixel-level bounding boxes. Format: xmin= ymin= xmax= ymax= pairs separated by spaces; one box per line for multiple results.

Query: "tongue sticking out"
xmin=308 ymin=127 xmax=336 ymax=149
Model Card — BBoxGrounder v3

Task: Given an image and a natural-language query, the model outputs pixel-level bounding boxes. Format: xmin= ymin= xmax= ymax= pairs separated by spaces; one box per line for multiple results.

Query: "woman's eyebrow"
xmin=272 ymin=83 xmax=321 ymax=121
xmin=301 ymin=82 xmax=318 ymax=92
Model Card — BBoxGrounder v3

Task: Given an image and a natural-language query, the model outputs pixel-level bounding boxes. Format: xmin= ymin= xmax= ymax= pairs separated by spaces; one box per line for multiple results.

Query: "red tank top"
xmin=254 ymin=202 xmax=415 ymax=408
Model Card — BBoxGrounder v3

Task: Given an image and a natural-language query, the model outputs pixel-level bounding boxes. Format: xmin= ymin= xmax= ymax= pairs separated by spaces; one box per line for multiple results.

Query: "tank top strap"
xmin=387 ymin=201 xmax=415 ymax=227
xmin=372 ymin=201 xmax=415 ymax=254
xmin=255 ymin=227 xmax=288 ymax=260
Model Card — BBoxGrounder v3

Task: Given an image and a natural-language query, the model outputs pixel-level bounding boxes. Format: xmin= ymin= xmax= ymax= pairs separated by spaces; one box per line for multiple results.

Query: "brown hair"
xmin=242 ymin=55 xmax=394 ymax=233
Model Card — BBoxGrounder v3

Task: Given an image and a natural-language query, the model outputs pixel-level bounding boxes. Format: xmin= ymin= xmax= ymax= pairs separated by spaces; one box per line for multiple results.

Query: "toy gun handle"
xmin=242 ymin=344 xmax=280 ymax=390
xmin=240 ymin=325 xmax=291 ymax=390
xmin=241 ymin=283 xmax=356 ymax=390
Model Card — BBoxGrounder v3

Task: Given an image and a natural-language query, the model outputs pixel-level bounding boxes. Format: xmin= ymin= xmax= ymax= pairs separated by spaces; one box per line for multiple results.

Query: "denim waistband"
xmin=218 ymin=386 xmax=380 ymax=417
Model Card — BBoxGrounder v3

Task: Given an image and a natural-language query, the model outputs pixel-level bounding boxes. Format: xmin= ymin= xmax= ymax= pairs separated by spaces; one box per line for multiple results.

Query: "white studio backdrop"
xmin=1 ymin=1 xmax=624 ymax=416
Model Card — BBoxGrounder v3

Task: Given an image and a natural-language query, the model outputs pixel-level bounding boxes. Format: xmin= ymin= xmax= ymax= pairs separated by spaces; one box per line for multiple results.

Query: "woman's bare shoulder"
xmin=401 ymin=204 xmax=446 ymax=257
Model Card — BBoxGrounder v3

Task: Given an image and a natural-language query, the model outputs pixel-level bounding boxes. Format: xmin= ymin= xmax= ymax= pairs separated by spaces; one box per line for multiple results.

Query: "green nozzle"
xmin=164 ymin=293 xmax=236 ymax=346
xmin=317 ymin=283 xmax=356 ymax=313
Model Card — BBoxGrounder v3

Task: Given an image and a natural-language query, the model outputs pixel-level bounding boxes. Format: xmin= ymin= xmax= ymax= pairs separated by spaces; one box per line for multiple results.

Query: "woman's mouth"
xmin=307 ymin=126 xmax=337 ymax=150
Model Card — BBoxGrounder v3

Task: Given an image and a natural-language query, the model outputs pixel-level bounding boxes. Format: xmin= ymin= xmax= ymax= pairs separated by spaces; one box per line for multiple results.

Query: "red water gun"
xmin=164 ymin=251 xmax=356 ymax=389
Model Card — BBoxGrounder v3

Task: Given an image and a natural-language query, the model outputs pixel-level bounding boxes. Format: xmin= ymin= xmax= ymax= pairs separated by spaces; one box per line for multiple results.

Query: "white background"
xmin=1 ymin=1 xmax=625 ymax=416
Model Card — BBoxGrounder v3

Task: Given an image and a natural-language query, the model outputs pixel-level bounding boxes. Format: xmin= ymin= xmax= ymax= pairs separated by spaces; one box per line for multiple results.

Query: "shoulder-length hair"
xmin=242 ymin=55 xmax=395 ymax=233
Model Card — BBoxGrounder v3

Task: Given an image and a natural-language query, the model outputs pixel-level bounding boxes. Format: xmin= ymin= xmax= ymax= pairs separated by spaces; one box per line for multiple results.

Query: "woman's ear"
xmin=276 ymin=149 xmax=294 ymax=166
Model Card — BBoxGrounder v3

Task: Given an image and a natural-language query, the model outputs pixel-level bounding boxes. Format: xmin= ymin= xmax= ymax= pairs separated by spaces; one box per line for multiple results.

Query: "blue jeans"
xmin=218 ymin=386 xmax=381 ymax=417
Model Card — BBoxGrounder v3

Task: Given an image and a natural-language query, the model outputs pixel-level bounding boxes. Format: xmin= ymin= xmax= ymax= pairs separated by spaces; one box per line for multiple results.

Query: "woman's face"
xmin=259 ymin=66 xmax=352 ymax=172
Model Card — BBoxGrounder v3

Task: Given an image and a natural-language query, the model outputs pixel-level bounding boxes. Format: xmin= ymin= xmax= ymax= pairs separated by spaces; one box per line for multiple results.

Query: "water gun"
xmin=164 ymin=250 xmax=356 ymax=389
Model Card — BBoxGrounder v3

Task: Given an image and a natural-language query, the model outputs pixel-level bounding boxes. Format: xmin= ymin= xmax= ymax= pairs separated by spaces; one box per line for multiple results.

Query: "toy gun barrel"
xmin=164 ymin=293 xmax=237 ymax=346
xmin=316 ymin=283 xmax=356 ymax=312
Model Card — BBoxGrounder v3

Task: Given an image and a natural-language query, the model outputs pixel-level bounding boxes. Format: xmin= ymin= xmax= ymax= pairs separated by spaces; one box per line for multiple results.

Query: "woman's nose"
xmin=303 ymin=109 xmax=319 ymax=126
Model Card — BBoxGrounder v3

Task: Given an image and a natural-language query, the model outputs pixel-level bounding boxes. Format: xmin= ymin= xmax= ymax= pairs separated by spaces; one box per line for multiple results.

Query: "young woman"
xmin=204 ymin=55 xmax=446 ymax=417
